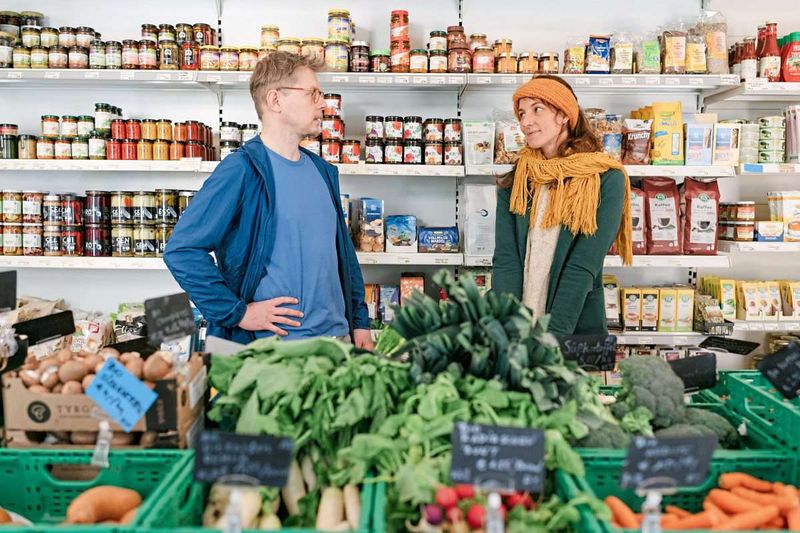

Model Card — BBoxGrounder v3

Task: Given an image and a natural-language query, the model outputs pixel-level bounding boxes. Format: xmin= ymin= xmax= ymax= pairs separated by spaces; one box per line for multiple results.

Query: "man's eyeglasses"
xmin=277 ymin=87 xmax=323 ymax=102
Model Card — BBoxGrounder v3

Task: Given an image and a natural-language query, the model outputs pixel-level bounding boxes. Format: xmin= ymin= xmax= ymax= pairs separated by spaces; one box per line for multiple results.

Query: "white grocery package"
xmin=464 ymin=121 xmax=495 ymax=166
xmin=464 ymin=184 xmax=497 ymax=256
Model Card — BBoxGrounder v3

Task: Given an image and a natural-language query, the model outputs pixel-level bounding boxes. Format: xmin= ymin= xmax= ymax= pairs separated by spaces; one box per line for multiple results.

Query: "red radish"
xmin=435 ymin=487 xmax=458 ymax=510
xmin=455 ymin=484 xmax=475 ymax=500
xmin=505 ymin=492 xmax=533 ymax=509
xmin=446 ymin=506 xmax=464 ymax=523
xmin=466 ymin=504 xmax=485 ymax=529
xmin=423 ymin=504 xmax=443 ymax=526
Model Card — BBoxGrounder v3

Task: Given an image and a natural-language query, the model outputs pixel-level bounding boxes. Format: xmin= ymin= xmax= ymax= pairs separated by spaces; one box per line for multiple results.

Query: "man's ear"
xmin=265 ymin=89 xmax=281 ymax=113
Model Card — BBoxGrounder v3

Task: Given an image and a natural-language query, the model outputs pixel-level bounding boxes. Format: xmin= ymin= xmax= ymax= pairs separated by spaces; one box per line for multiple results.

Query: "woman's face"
xmin=517 ymin=97 xmax=569 ymax=156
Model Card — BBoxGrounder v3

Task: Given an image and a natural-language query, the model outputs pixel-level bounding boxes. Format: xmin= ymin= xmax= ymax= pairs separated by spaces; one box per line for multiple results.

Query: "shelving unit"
xmin=718 ymin=241 xmax=800 ymax=253
xmin=613 ymin=332 xmax=709 ymax=346
xmin=465 ymin=255 xmax=732 ymax=268
xmin=704 ymin=80 xmax=800 ymax=105
xmin=465 ymin=164 xmax=739 ymax=178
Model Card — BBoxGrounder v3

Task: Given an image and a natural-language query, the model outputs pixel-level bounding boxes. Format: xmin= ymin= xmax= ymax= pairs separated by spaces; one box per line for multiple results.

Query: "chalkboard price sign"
xmin=450 ymin=422 xmax=545 ymax=493
xmin=757 ymin=342 xmax=800 ymax=399
xmin=0 ymin=270 xmax=16 ymax=311
xmin=558 ymin=335 xmax=617 ymax=371
xmin=621 ymin=435 xmax=717 ymax=490
xmin=144 ymin=293 xmax=196 ymax=346
xmin=194 ymin=430 xmax=294 ymax=487
xmin=668 ymin=353 xmax=717 ymax=392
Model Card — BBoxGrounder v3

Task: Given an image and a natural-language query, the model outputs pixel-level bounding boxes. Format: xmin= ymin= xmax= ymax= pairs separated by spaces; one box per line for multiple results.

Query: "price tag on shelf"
xmin=144 ymin=292 xmax=196 ymax=346
xmin=43 ymin=71 xmax=60 ymax=80
xmin=447 ymin=76 xmax=462 ymax=84
xmin=7 ymin=71 xmax=22 ymax=79
xmin=639 ymin=336 xmax=654 ymax=345
xmin=194 ymin=430 xmax=293 ymax=487
xmin=398 ymin=256 xmax=411 ymax=264
xmin=360 ymin=255 xmax=378 ymax=265
xmin=156 ymin=73 xmax=172 ymax=81
xmin=765 ymin=323 xmax=781 ymax=332
xmin=757 ymin=342 xmax=800 ymax=399
xmin=434 ymin=258 xmax=450 ymax=265
xmin=501 ymin=76 xmax=518 ymax=85
xmin=621 ymin=435 xmax=717 ymax=490
xmin=689 ymin=77 xmax=705 ymax=87
xmin=621 ymin=76 xmax=637 ymax=86
xmin=720 ymin=74 xmax=740 ymax=85
xmin=357 ymin=76 xmax=375 ymax=84
xmin=85 ymin=358 xmax=158 ymax=432
xmin=395 ymin=76 xmax=410 ymax=84
xmin=450 ymin=422 xmax=545 ymax=492
xmin=120 ymin=71 xmax=135 ymax=80
xmin=475 ymin=76 xmax=491 ymax=84
xmin=665 ymin=77 xmax=681 ymax=86
xmin=558 ymin=334 xmax=616 ymax=371
xmin=598 ymin=77 xmax=613 ymax=86
xmin=429 ymin=76 xmax=446 ymax=85
xmin=178 ymin=72 xmax=192 ymax=81
xmin=237 ymin=74 xmax=249 ymax=83
xmin=84 ymin=71 xmax=100 ymax=79
xmin=645 ymin=76 xmax=660 ymax=86
xmin=331 ymin=75 xmax=350 ymax=83
xmin=205 ymin=75 xmax=221 ymax=83
xmin=787 ymin=323 xmax=800 ymax=331
xmin=412 ymin=76 xmax=428 ymax=84
xmin=574 ymin=77 xmax=591 ymax=86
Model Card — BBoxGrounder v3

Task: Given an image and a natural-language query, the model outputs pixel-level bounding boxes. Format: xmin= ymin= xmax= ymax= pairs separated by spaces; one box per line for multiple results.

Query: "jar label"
xmin=113 ymin=236 xmax=132 ymax=253
xmin=759 ymin=56 xmax=782 ymax=79
xmin=429 ymin=37 xmax=447 ymax=52
xmin=404 ymin=145 xmax=422 ymax=164
xmin=385 ymin=122 xmax=403 ymax=139
xmin=63 ymin=235 xmax=80 ymax=254
xmin=366 ymin=121 xmax=384 ymax=139
xmin=410 ymin=55 xmax=428 ymax=71
xmin=445 ymin=146 xmax=463 ymax=165
xmin=3 ymin=201 xmax=21 ymax=216
xmin=425 ymin=145 xmax=443 ymax=165
xmin=112 ymin=206 xmax=133 ymax=221
xmin=90 ymin=51 xmax=106 ymax=66
xmin=133 ymin=206 xmax=156 ymax=221
xmin=85 ymin=238 xmax=106 ymax=255
xmin=54 ymin=144 xmax=71 ymax=158
xmin=425 ymin=124 xmax=444 ymax=142
xmin=22 ymin=200 xmax=40 ymax=215
xmin=135 ymin=238 xmax=156 ymax=254
xmin=89 ymin=138 xmax=106 ymax=158
xmin=43 ymin=235 xmax=61 ymax=253
xmin=404 ymin=122 xmax=423 ymax=140
xmin=42 ymin=122 xmax=60 ymax=136
xmin=139 ymin=50 xmax=158 ymax=67
xmin=61 ymin=122 xmax=78 ymax=136
xmin=366 ymin=145 xmax=383 ymax=163
xmin=3 ymin=232 xmax=21 ymax=248
xmin=429 ymin=56 xmax=447 ymax=72
xmin=386 ymin=145 xmax=403 ymax=163
xmin=23 ymin=232 xmax=41 ymax=248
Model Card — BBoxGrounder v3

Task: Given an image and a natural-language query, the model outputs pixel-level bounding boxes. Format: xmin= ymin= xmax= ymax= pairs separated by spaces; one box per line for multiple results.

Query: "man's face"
xmin=275 ymin=67 xmax=326 ymax=136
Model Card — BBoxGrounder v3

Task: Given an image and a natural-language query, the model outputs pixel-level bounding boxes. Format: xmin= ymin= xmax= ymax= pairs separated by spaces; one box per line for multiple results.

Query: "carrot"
xmin=662 ymin=513 xmax=680 ymax=528
xmin=780 ymin=484 xmax=800 ymax=509
xmin=119 ymin=507 xmax=137 ymax=525
xmin=605 ymin=496 xmax=639 ymax=528
xmin=787 ymin=507 xmax=800 ymax=530
xmin=703 ymin=500 xmax=730 ymax=521
xmin=65 ymin=486 xmax=142 ymax=524
xmin=707 ymin=488 xmax=762 ymax=514
xmin=711 ymin=505 xmax=780 ymax=531
xmin=669 ymin=511 xmax=717 ymax=530
xmin=765 ymin=515 xmax=786 ymax=529
xmin=666 ymin=505 xmax=692 ymax=518
xmin=635 ymin=513 xmax=643 ymax=526
xmin=730 ymin=486 xmax=797 ymax=511
xmin=719 ymin=473 xmax=775 ymax=493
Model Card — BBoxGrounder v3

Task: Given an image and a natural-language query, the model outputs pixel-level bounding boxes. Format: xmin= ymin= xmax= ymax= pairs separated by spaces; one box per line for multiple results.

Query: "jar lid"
xmin=220 ymin=46 xmax=239 ymax=51
xmin=445 ymin=140 xmax=462 ymax=145
xmin=122 ymin=39 xmax=139 ymax=45
xmin=474 ymin=46 xmax=494 ymax=52
xmin=470 ymin=33 xmax=488 ymax=39
xmin=36 ymin=136 xmax=53 ymax=141
xmin=13 ymin=45 xmax=30 ymax=51
xmin=0 ymin=11 xmax=19 ymax=17
xmin=0 ymin=133 xmax=16 ymax=139
xmin=370 ymin=49 xmax=390 ymax=56
xmin=321 ymin=139 xmax=341 ymax=145
xmin=18 ymin=134 xmax=36 ymax=140
xmin=499 ymin=53 xmax=518 ymax=59
xmin=21 ymin=25 xmax=40 ymax=32
xmin=193 ymin=23 xmax=212 ymax=29
xmin=261 ymin=25 xmax=279 ymax=31
xmin=447 ymin=25 xmax=464 ymax=32
xmin=242 ymin=124 xmax=259 ymax=129
xmin=58 ymin=26 xmax=75 ymax=32
xmin=385 ymin=115 xmax=403 ymax=121
xmin=158 ymin=23 xmax=175 ymax=29
xmin=411 ymin=48 xmax=428 ymax=55
xmin=89 ymin=39 xmax=104 ymax=46
xmin=366 ymin=115 xmax=383 ymax=121
xmin=342 ymin=139 xmax=360 ymax=145
xmin=0 ymin=123 xmax=17 ymax=127
xmin=200 ymin=45 xmax=219 ymax=50
xmin=424 ymin=141 xmax=443 ymax=145
xmin=519 ymin=52 xmax=537 ymax=58
xmin=178 ymin=191 xmax=196 ymax=196
xmin=2 ymin=223 xmax=23 ymax=227
xmin=301 ymin=38 xmax=323 ymax=45
xmin=494 ymin=38 xmax=513 ymax=44
xmin=20 ymin=11 xmax=44 ymax=17
xmin=141 ymin=23 xmax=158 ymax=29
xmin=76 ymin=26 xmax=94 ymax=32
xmin=405 ymin=140 xmax=422 ymax=145
xmin=220 ymin=140 xmax=241 ymax=146
xmin=62 ymin=115 xmax=78 ymax=120
xmin=444 ymin=118 xmax=462 ymax=123
xmin=326 ymin=37 xmax=350 ymax=45
xmin=404 ymin=116 xmax=423 ymax=122
xmin=221 ymin=121 xmax=240 ymax=127
xmin=72 ymin=135 xmax=89 ymax=142
xmin=390 ymin=10 xmax=408 ymax=15
xmin=279 ymin=37 xmax=301 ymax=43
xmin=430 ymin=49 xmax=448 ymax=56
xmin=323 ymin=93 xmax=341 ymax=99
xmin=240 ymin=47 xmax=257 ymax=52
xmin=328 ymin=9 xmax=350 ymax=16
xmin=41 ymin=114 xmax=59 ymax=119
xmin=85 ymin=190 xmax=109 ymax=194
xmin=385 ymin=139 xmax=402 ymax=145
xmin=127 ymin=118 xmax=141 ymax=123
xmin=352 ymin=40 xmax=369 ymax=47
xmin=365 ymin=138 xmax=383 ymax=144
xmin=424 ymin=118 xmax=444 ymax=123
xmin=157 ymin=118 xmax=173 ymax=123
xmin=48 ymin=46 xmax=68 ymax=52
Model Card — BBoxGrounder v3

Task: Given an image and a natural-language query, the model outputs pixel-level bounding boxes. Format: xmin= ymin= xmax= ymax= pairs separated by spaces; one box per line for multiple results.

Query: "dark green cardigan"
xmin=492 ymin=169 xmax=626 ymax=336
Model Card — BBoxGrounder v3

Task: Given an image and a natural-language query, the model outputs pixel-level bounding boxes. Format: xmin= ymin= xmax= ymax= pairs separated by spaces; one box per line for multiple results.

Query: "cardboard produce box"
xmin=2 ymin=353 xmax=207 ymax=449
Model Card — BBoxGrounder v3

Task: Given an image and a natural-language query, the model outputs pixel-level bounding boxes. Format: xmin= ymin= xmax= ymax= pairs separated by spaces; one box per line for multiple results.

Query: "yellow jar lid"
xmin=259 ymin=45 xmax=277 ymax=52
xmin=261 ymin=25 xmax=279 ymax=32
xmin=328 ymin=9 xmax=350 ymax=17
xmin=20 ymin=11 xmax=45 ymax=17
xmin=200 ymin=45 xmax=219 ymax=51
xmin=220 ymin=46 xmax=240 ymax=52
xmin=302 ymin=39 xmax=324 ymax=46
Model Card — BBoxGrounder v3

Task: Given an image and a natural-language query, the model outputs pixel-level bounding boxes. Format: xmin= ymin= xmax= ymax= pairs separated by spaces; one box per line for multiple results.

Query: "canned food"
xmin=759 ymin=139 xmax=786 ymax=152
xmin=760 ymin=127 xmax=786 ymax=140
xmin=759 ymin=116 xmax=786 ymax=129
xmin=758 ymin=150 xmax=785 ymax=164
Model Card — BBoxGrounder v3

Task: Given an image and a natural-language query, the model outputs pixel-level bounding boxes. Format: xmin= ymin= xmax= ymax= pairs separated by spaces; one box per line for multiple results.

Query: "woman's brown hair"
xmin=497 ymin=75 xmax=601 ymax=189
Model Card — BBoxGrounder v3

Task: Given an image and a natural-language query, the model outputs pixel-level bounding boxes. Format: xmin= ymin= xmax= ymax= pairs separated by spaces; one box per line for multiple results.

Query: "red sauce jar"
xmin=174 ymin=122 xmax=188 ymax=142
xmin=126 ymin=119 xmax=142 ymax=140
xmin=111 ymin=119 xmax=126 ymax=140
xmin=62 ymin=225 xmax=84 ymax=256
xmin=186 ymin=121 xmax=201 ymax=142
xmin=121 ymin=139 xmax=138 ymax=160
xmin=84 ymin=224 xmax=110 ymax=257
xmin=181 ymin=41 xmax=199 ymax=70
xmin=61 ymin=194 xmax=84 ymax=225
xmin=185 ymin=140 xmax=203 ymax=158
xmin=170 ymin=141 xmax=185 ymax=160
xmin=106 ymin=139 xmax=122 ymax=160
xmin=321 ymin=139 xmax=341 ymax=163
xmin=321 ymin=116 xmax=345 ymax=140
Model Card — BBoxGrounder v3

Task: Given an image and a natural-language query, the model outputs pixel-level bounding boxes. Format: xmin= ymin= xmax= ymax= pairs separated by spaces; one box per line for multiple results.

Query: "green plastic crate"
xmin=138 ymin=452 xmax=374 ymax=533
xmin=0 ymin=449 xmax=191 ymax=533
xmin=575 ymin=449 xmax=798 ymax=533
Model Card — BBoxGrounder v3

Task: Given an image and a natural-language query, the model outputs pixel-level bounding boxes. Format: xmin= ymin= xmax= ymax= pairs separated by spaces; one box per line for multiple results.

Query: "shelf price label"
xmin=144 ymin=292 xmax=196 ymax=346
xmin=0 ymin=270 xmax=16 ymax=311
xmin=621 ymin=77 xmax=637 ymax=86
xmin=758 ymin=342 xmax=800 ymax=399
xmin=621 ymin=435 xmax=716 ymax=490
xmin=84 ymin=71 xmax=100 ymax=79
xmin=558 ymin=334 xmax=616 ymax=370
xmin=645 ymin=76 xmax=660 ymax=86
xmin=668 ymin=353 xmax=717 ymax=392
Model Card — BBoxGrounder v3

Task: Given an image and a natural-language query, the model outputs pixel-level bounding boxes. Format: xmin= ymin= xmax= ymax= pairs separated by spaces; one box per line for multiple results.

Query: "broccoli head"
xmin=577 ymin=421 xmax=631 ymax=449
xmin=683 ymin=408 xmax=739 ymax=448
xmin=615 ymin=356 xmax=686 ymax=429
xmin=654 ymin=423 xmax=717 ymax=440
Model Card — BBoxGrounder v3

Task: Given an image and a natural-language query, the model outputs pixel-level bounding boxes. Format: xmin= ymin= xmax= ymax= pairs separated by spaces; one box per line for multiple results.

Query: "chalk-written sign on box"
xmin=85 ymin=358 xmax=158 ymax=432
xmin=450 ymin=422 xmax=545 ymax=492
xmin=144 ymin=292 xmax=196 ymax=346
xmin=0 ymin=270 xmax=16 ymax=310
xmin=757 ymin=342 xmax=800 ymax=399
xmin=194 ymin=430 xmax=294 ymax=487
xmin=668 ymin=353 xmax=717 ymax=392
xmin=621 ymin=435 xmax=717 ymax=490
xmin=558 ymin=335 xmax=617 ymax=371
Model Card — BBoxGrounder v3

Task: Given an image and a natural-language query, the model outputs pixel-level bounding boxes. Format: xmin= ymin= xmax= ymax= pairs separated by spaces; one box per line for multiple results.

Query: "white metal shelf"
xmin=739 ymin=163 xmax=800 ymax=175
xmin=356 ymin=253 xmax=462 ymax=266
xmin=718 ymin=241 xmax=800 ymax=253
xmin=704 ymin=80 xmax=800 ymax=105
xmin=614 ymin=331 xmax=709 ymax=345
xmin=466 ymin=255 xmax=731 ymax=268
xmin=465 ymin=164 xmax=737 ymax=178
xmin=731 ymin=319 xmax=800 ymax=332
xmin=467 ymin=74 xmax=739 ymax=91
xmin=0 ymin=159 xmax=207 ymax=172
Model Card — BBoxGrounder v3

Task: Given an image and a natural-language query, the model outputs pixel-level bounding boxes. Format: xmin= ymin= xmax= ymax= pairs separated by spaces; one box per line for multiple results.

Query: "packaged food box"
xmin=418 ymin=226 xmax=459 ymax=253
xmin=464 ymin=185 xmax=496 ymax=256
xmin=353 ymin=198 xmax=384 ymax=253
xmin=676 ymin=287 xmax=695 ymax=332
xmin=2 ymin=353 xmax=207 ymax=449
xmin=603 ymin=275 xmax=621 ymax=330
xmin=385 ymin=215 xmax=417 ymax=253
xmin=737 ymin=281 xmax=762 ymax=320
xmin=379 ymin=285 xmax=400 ymax=323
xmin=622 ymin=288 xmax=641 ymax=331
xmin=463 ymin=121 xmax=495 ymax=166
xmin=640 ymin=287 xmax=659 ymax=331
xmin=684 ymin=123 xmax=713 ymax=166
xmin=659 ymin=348 xmax=684 ymax=361
xmin=651 ymin=101 xmax=684 ymax=165
xmin=781 ymin=281 xmax=800 ymax=317
xmin=755 ymin=221 xmax=784 ymax=242
xmin=658 ymin=288 xmax=677 ymax=332
xmin=364 ymin=283 xmax=379 ymax=321
xmin=757 ymin=282 xmax=773 ymax=316
xmin=767 ymin=281 xmax=783 ymax=317
xmin=712 ymin=123 xmax=741 ymax=166
xmin=719 ymin=279 xmax=737 ymax=321
xmin=400 ymin=274 xmax=425 ymax=306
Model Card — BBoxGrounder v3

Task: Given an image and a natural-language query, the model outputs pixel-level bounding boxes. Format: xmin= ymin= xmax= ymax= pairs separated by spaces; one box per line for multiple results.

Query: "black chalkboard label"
xmin=699 ymin=336 xmax=760 ymax=356
xmin=669 ymin=353 xmax=717 ymax=392
xmin=194 ymin=430 xmax=294 ymax=487
xmin=621 ymin=435 xmax=717 ymax=490
xmin=144 ymin=293 xmax=196 ymax=346
xmin=450 ymin=422 xmax=545 ymax=492
xmin=13 ymin=311 xmax=75 ymax=345
xmin=757 ymin=342 xmax=800 ymax=399
xmin=0 ymin=270 xmax=16 ymax=311
xmin=559 ymin=335 xmax=617 ymax=371
xmin=108 ymin=336 xmax=158 ymax=357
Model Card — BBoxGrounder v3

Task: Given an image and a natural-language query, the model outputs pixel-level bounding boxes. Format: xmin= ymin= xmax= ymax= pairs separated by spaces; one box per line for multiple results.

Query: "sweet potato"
xmin=65 ymin=486 xmax=141 ymax=524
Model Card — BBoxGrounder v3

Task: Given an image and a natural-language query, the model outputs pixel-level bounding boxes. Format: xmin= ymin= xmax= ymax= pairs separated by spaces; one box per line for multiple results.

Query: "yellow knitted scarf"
xmin=509 ymin=147 xmax=633 ymax=265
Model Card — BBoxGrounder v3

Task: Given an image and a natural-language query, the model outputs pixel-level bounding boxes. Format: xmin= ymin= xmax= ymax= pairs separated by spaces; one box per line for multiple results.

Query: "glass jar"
xmin=169 ymin=140 xmax=185 ymax=160
xmin=54 ymin=136 xmax=72 ymax=159
xmin=19 ymin=11 xmax=43 ymax=27
xmin=404 ymin=140 xmax=422 ymax=164
xmin=328 ymin=9 xmax=352 ymax=43
xmin=74 ymin=116 xmax=94 ymax=138
xmin=469 ymin=33 xmax=488 ymax=52
xmin=88 ymin=132 xmax=106 ymax=160
xmin=518 ymin=52 xmax=539 ymax=74
xmin=12 ymin=46 xmax=30 ymax=68
xmin=22 ymin=224 xmax=42 ymax=257
xmin=301 ymin=39 xmax=324 ymax=65
xmin=2 ymin=190 xmax=22 ymax=223
xmin=134 ymin=225 xmax=157 ymax=257
xmin=111 ymin=191 xmax=133 ymax=224
xmin=185 ymin=140 xmax=203 ymax=158
xmin=133 ymin=191 xmax=156 ymax=224
xmin=139 ymin=119 xmax=156 ymax=140
xmin=126 ymin=119 xmax=141 ymax=140
xmin=41 ymin=115 xmax=60 ymax=138
xmin=324 ymin=39 xmax=349 ymax=72
xmin=473 ymin=46 xmax=495 ymax=73
xmin=58 ymin=27 xmax=76 ymax=48
xmin=18 ymin=135 xmax=36 ymax=159
xmin=365 ymin=138 xmax=383 ymax=163
xmin=21 ymin=25 xmax=39 ymax=48
xmin=75 ymin=26 xmax=95 ymax=49
xmin=277 ymin=38 xmax=301 ymax=55
xmin=390 ymin=39 xmax=410 ymax=73
xmin=141 ymin=24 xmax=158 ymax=43
xmin=36 ymin=136 xmax=54 ymax=159
xmin=3 ymin=224 xmax=22 ymax=256
xmin=84 ymin=224 xmax=110 ymax=257
xmin=444 ymin=141 xmax=463 ymax=165
xmin=424 ymin=119 xmax=444 ymax=143
xmin=88 ymin=40 xmax=105 ymax=69
xmin=350 ymin=41 xmax=369 ymax=72
xmin=110 ymin=118 xmax=126 ymax=140
xmin=447 ymin=26 xmax=468 ymax=50
xmin=30 ymin=46 xmax=48 ymax=68
xmin=153 ymin=139 xmax=170 ymax=160
xmin=321 ymin=139 xmax=341 ymax=163
xmin=390 ymin=10 xmax=408 ymax=41
xmin=429 ymin=50 xmax=448 ymax=73
xmin=496 ymin=53 xmax=518 ymax=74
xmin=40 ymin=27 xmax=59 ymax=48
xmin=260 ymin=25 xmax=280 ymax=48
xmin=156 ymin=224 xmax=173 ymax=256
xmin=137 ymin=139 xmax=153 ymax=160
xmin=156 ymin=119 xmax=172 ymax=141
xmin=220 ymin=46 xmax=239 ymax=71
xmin=193 ymin=23 xmax=214 ymax=46
xmin=0 ymin=35 xmax=13 ymax=69
xmin=61 ymin=116 xmax=79 ymax=138
xmin=186 ymin=121 xmax=202 ymax=142
xmin=42 ymin=194 xmax=61 ymax=225
xmin=178 ymin=191 xmax=194 ymax=218
xmin=384 ymin=139 xmax=403 ymax=164
xmin=159 ymin=41 xmax=180 ymax=70
xmin=257 ymin=46 xmax=275 ymax=62
xmin=220 ymin=140 xmax=239 ymax=159
xmin=448 ymin=47 xmax=471 ymax=73
xmin=410 ymin=49 xmax=428 ymax=73
xmin=158 ymin=24 xmax=176 ymax=44
xmin=105 ymin=41 xmax=122 ymax=69
xmin=122 ymin=40 xmax=139 ymax=69
xmin=121 ymin=138 xmax=137 ymax=160
xmin=47 ymin=45 xmax=67 ymax=68
xmin=341 ymin=140 xmax=360 ymax=164
xmin=239 ymin=47 xmax=258 ymax=71
xmin=105 ymin=139 xmax=121 ymax=160
xmin=220 ymin=121 xmax=241 ymax=142
xmin=71 ymin=136 xmax=89 ymax=159
xmin=403 ymin=116 xmax=423 ymax=141
xmin=429 ymin=31 xmax=447 ymax=52
xmin=175 ymin=23 xmax=193 ymax=46
xmin=43 ymin=225 xmax=62 ymax=256
xmin=138 ymin=41 xmax=157 ymax=69
xmin=540 ymin=52 xmax=559 ymax=74
xmin=365 ymin=116 xmax=384 ymax=140
xmin=444 ymin=118 xmax=463 ymax=142
xmin=0 ymin=134 xmax=17 ymax=159
xmin=199 ymin=46 xmax=219 ymax=70
xmin=424 ymin=142 xmax=443 ymax=165
xmin=494 ymin=39 xmax=513 ymax=56
xmin=68 ymin=46 xmax=88 ymax=69
xmin=181 ymin=41 xmax=199 ymax=70
xmin=111 ymin=224 xmax=133 ymax=257
xmin=370 ymin=49 xmax=390 ymax=72
xmin=241 ymin=124 xmax=259 ymax=142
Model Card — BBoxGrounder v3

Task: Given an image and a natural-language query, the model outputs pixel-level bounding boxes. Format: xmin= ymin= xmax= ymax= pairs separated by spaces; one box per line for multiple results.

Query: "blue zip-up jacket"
xmin=163 ymin=135 xmax=370 ymax=344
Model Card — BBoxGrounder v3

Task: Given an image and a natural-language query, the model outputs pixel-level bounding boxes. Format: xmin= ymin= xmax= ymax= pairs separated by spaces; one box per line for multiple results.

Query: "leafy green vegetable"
xmin=374 ymin=326 xmax=404 ymax=356
xmin=610 ymin=355 xmax=686 ymax=429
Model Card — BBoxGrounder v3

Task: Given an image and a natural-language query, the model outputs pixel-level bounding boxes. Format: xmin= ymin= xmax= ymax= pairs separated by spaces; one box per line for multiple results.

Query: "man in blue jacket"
xmin=164 ymin=52 xmax=373 ymax=349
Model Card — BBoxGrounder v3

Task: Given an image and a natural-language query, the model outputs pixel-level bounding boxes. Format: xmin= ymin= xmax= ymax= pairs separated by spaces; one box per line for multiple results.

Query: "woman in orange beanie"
xmin=492 ymin=75 xmax=632 ymax=335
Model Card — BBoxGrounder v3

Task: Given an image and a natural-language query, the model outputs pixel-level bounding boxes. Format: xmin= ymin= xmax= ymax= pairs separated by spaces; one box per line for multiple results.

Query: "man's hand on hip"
xmin=238 ymin=297 xmax=303 ymax=336
xmin=353 ymin=328 xmax=375 ymax=351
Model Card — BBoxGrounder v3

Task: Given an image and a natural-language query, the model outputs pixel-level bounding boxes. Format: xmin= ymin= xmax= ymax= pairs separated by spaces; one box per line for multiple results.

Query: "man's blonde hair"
xmin=249 ymin=51 xmax=318 ymax=119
